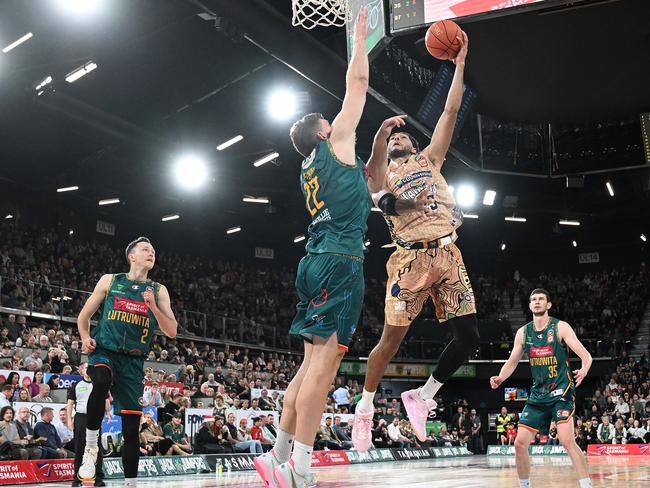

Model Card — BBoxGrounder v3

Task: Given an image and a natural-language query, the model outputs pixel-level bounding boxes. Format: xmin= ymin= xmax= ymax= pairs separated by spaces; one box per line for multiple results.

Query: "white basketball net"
xmin=292 ymin=0 xmax=350 ymax=30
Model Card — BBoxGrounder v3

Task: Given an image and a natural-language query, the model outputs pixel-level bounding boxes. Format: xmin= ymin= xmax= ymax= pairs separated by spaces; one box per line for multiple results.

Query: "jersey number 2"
xmin=304 ymin=176 xmax=325 ymax=216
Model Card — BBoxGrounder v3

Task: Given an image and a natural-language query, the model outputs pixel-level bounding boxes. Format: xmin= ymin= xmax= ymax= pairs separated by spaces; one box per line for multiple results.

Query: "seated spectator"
xmin=597 ymin=416 xmax=615 ymax=444
xmin=29 ymin=371 xmax=45 ymax=397
xmin=627 ymin=419 xmax=647 ymax=444
xmin=140 ymin=412 xmax=184 ymax=456
xmin=142 ymin=383 xmax=165 ymax=408
xmin=54 ymin=408 xmax=74 ymax=450
xmin=548 ymin=421 xmax=559 ymax=446
xmin=223 ymin=413 xmax=262 ymax=454
xmin=261 ymin=415 xmax=277 ymax=444
xmin=161 ymin=393 xmax=183 ymax=424
xmin=612 ymin=418 xmax=627 ymax=444
xmin=372 ymin=419 xmax=391 ymax=448
xmin=332 ymin=416 xmax=353 ymax=449
xmin=15 ymin=387 xmax=31 ymax=402
xmin=24 ymin=349 xmax=44 ymax=371
xmin=574 ymin=418 xmax=587 ymax=451
xmin=250 ymin=417 xmax=273 ymax=452
xmin=33 ymin=407 xmax=72 ymax=458
xmin=386 ymin=417 xmax=411 ymax=449
xmin=193 ymin=418 xmax=226 ymax=454
xmin=257 ymin=389 xmax=276 ymax=411
xmin=0 ymin=385 xmax=12 ymax=409
xmin=614 ymin=397 xmax=630 ymax=418
xmin=34 ymin=384 xmax=53 ymax=403
xmin=316 ymin=417 xmax=345 ymax=451
xmin=213 ymin=395 xmax=227 ymax=420
xmin=47 ymin=374 xmax=60 ymax=390
xmin=437 ymin=424 xmax=457 ymax=447
xmin=163 ymin=413 xmax=192 ymax=454
xmin=0 ymin=406 xmax=42 ymax=459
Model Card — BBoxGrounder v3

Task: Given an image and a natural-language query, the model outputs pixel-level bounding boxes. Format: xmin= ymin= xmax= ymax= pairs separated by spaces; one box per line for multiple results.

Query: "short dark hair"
xmin=290 ymin=113 xmax=324 ymax=157
xmin=125 ymin=237 xmax=152 ymax=263
xmin=1 ymin=385 xmax=13 ymax=393
xmin=41 ymin=407 xmax=54 ymax=415
xmin=529 ymin=288 xmax=551 ymax=302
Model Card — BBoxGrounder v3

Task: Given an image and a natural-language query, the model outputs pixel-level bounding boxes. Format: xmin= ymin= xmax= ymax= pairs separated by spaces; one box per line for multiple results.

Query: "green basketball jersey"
xmin=523 ymin=317 xmax=574 ymax=405
xmin=300 ymin=140 xmax=372 ymax=259
xmin=93 ymin=273 xmax=159 ymax=355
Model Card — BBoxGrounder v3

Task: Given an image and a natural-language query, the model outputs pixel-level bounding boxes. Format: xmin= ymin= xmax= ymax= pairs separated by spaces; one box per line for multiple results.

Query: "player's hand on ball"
xmin=82 ymin=338 xmax=96 ymax=353
xmin=573 ymin=368 xmax=587 ymax=387
xmin=453 ymin=30 xmax=468 ymax=66
xmin=142 ymin=290 xmax=156 ymax=308
xmin=490 ymin=376 xmax=503 ymax=389
xmin=353 ymin=6 xmax=368 ymax=43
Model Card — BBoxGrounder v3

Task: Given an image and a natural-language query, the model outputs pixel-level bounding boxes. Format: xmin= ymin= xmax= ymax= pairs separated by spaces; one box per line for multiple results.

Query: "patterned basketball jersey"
xmin=300 ymin=140 xmax=371 ymax=259
xmin=522 ymin=317 xmax=574 ymax=405
xmin=93 ymin=273 xmax=159 ymax=355
xmin=381 ymin=152 xmax=463 ymax=245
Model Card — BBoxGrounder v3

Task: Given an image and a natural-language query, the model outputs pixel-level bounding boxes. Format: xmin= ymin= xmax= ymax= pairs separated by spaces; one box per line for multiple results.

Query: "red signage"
xmin=0 ymin=460 xmax=75 ymax=485
xmin=310 ymin=451 xmax=350 ymax=467
xmin=529 ymin=346 xmax=553 ymax=357
xmin=587 ymin=444 xmax=650 ymax=456
xmin=114 ymin=297 xmax=149 ymax=316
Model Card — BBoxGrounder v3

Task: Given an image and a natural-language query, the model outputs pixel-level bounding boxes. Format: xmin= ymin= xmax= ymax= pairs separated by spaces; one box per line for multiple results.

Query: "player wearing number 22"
xmin=253 ymin=8 xmax=375 ymax=488
xmin=76 ymin=237 xmax=177 ymax=486
xmin=491 ymin=289 xmax=593 ymax=488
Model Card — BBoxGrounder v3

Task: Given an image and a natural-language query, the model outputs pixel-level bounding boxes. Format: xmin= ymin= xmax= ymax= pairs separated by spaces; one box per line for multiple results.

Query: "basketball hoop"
xmin=292 ymin=0 xmax=350 ymax=30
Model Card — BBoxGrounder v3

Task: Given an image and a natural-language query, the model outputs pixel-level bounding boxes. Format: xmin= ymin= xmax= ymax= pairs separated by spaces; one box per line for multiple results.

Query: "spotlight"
xmin=242 ymin=197 xmax=269 ymax=204
xmin=57 ymin=186 xmax=79 ymax=193
xmin=268 ymin=90 xmax=297 ymax=120
xmin=226 ymin=226 xmax=241 ymax=234
xmin=364 ymin=240 xmax=371 ymax=247
xmin=2 ymin=32 xmax=33 ymax=53
xmin=641 ymin=234 xmax=647 ymax=242
xmin=293 ymin=235 xmax=306 ymax=243
xmin=35 ymin=75 xmax=52 ymax=91
xmin=174 ymin=155 xmax=208 ymax=189
xmin=482 ymin=190 xmax=496 ymax=206
xmin=253 ymin=152 xmax=279 ymax=168
xmin=98 ymin=198 xmax=120 ymax=206
xmin=505 ymin=216 xmax=526 ymax=223
xmin=463 ymin=213 xmax=479 ymax=219
xmin=69 ymin=229 xmax=74 ymax=235
xmin=606 ymin=181 xmax=614 ymax=197
xmin=162 ymin=214 xmax=180 ymax=222
xmin=572 ymin=240 xmax=578 ymax=248
xmin=500 ymin=242 xmax=506 ymax=251
xmin=5 ymin=214 xmax=13 ymax=220
xmin=559 ymin=220 xmax=580 ymax=226
xmin=54 ymin=0 xmax=105 ymax=17
xmin=456 ymin=185 xmax=476 ymax=208
xmin=217 ymin=135 xmax=243 ymax=151
xmin=65 ymin=61 xmax=97 ymax=83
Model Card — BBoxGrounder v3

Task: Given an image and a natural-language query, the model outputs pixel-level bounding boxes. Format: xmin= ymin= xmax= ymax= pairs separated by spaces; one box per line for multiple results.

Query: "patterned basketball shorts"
xmin=384 ymin=243 xmax=476 ymax=326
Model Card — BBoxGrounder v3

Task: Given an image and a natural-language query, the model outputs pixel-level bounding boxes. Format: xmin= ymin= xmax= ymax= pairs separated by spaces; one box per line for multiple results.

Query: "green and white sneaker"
xmin=273 ymin=460 xmax=316 ymax=488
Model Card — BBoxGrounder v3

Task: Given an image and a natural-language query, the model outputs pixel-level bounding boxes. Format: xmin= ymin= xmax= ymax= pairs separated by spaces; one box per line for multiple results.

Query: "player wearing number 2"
xmin=490 ymin=289 xmax=592 ymax=488
xmin=76 ymin=237 xmax=177 ymax=486
xmin=253 ymin=8 xmax=374 ymax=488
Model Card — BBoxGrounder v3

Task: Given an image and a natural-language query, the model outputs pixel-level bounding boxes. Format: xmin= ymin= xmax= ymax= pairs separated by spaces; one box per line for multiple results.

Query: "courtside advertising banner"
xmin=587 ymin=444 xmax=650 ymax=456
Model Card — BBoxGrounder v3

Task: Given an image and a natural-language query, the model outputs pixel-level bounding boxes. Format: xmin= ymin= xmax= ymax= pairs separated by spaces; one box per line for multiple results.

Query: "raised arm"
xmin=144 ymin=285 xmax=177 ymax=339
xmin=77 ymin=274 xmax=113 ymax=353
xmin=421 ymin=31 xmax=468 ymax=168
xmin=558 ymin=321 xmax=592 ymax=387
xmin=490 ymin=327 xmax=526 ymax=389
xmin=329 ymin=7 xmax=369 ymax=165
xmin=366 ymin=115 xmax=407 ymax=193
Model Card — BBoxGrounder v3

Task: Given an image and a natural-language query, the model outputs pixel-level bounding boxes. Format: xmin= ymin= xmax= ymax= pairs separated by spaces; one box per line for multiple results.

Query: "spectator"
xmin=496 ymin=407 xmax=511 ymax=445
xmin=249 ymin=417 xmax=273 ymax=452
xmin=33 ymin=407 xmax=72 ymax=458
xmin=614 ymin=397 xmax=630 ymax=417
xmin=29 ymin=370 xmax=45 ymax=397
xmin=34 ymin=384 xmax=53 ymax=403
xmin=54 ymin=408 xmax=74 ymax=450
xmin=597 ymin=416 xmax=615 ymax=444
xmin=257 ymin=389 xmax=275 ymax=411
xmin=0 ymin=385 xmax=12 ymax=409
xmin=264 ymin=414 xmax=278 ymax=441
xmin=372 ymin=419 xmax=391 ymax=448
xmin=193 ymin=418 xmax=226 ymax=454
xmin=548 ymin=421 xmax=559 ymax=446
xmin=437 ymin=424 xmax=457 ymax=447
xmin=66 ymin=340 xmax=82 ymax=368
xmin=627 ymin=419 xmax=646 ymax=444
xmin=332 ymin=384 xmax=351 ymax=412
xmin=23 ymin=349 xmax=44 ymax=371
xmin=387 ymin=417 xmax=411 ymax=448
xmin=505 ymin=422 xmax=518 ymax=446
xmin=574 ymin=418 xmax=587 ymax=451
xmin=0 ymin=406 xmax=42 ymax=459
xmin=14 ymin=406 xmax=43 ymax=453
xmin=224 ymin=412 xmax=262 ymax=454
xmin=140 ymin=412 xmax=184 ymax=456
xmin=612 ymin=418 xmax=627 ymax=444
xmin=16 ymin=388 xmax=31 ymax=402
xmin=467 ymin=408 xmax=482 ymax=453
xmin=332 ymin=416 xmax=353 ymax=449
xmin=163 ymin=413 xmax=192 ymax=454
xmin=213 ymin=395 xmax=227 ymax=420
xmin=47 ymin=374 xmax=60 ymax=390
xmin=142 ymin=383 xmax=165 ymax=408
xmin=161 ymin=393 xmax=183 ymax=424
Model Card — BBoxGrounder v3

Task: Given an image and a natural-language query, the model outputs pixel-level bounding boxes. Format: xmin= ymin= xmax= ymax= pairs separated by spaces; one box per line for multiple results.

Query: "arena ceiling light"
xmin=559 ymin=219 xmax=581 ymax=226
xmin=5 ymin=214 xmax=13 ymax=220
xmin=161 ymin=214 xmax=180 ymax=222
xmin=482 ymin=190 xmax=496 ymax=206
xmin=505 ymin=216 xmax=527 ymax=223
xmin=217 ymin=135 xmax=243 ymax=151
xmin=572 ymin=240 xmax=578 ymax=248
xmin=293 ymin=235 xmax=306 ymax=243
xmin=242 ymin=196 xmax=269 ymax=204
xmin=268 ymin=89 xmax=298 ymax=120
xmin=253 ymin=152 xmax=279 ymax=168
xmin=226 ymin=226 xmax=241 ymax=234
xmin=606 ymin=180 xmax=615 ymax=197
xmin=464 ymin=213 xmax=479 ymax=219
xmin=35 ymin=75 xmax=52 ymax=91
xmin=65 ymin=61 xmax=97 ymax=83
xmin=500 ymin=242 xmax=506 ymax=251
xmin=57 ymin=186 xmax=79 ymax=192
xmin=174 ymin=155 xmax=208 ymax=189
xmin=364 ymin=240 xmax=371 ymax=247
xmin=2 ymin=32 xmax=33 ymax=53
xmin=641 ymin=234 xmax=647 ymax=242
xmin=456 ymin=185 xmax=476 ymax=208
xmin=98 ymin=198 xmax=120 ymax=206
xmin=54 ymin=0 xmax=106 ymax=17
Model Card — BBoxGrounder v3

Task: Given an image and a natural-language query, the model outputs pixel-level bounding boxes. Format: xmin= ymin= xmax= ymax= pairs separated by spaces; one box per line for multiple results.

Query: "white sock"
xmin=85 ymin=429 xmax=99 ymax=449
xmin=419 ymin=376 xmax=443 ymax=400
xmin=357 ymin=389 xmax=375 ymax=412
xmin=291 ymin=441 xmax=313 ymax=477
xmin=519 ymin=479 xmax=530 ymax=488
xmin=272 ymin=428 xmax=294 ymax=463
xmin=578 ymin=478 xmax=592 ymax=488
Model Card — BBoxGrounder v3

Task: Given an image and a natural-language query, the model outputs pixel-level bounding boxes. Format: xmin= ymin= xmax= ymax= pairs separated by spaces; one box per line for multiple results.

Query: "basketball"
xmin=425 ymin=19 xmax=462 ymax=60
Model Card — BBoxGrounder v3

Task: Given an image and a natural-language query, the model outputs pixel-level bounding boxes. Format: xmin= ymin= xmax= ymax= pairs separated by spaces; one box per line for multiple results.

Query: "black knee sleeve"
xmin=86 ymin=366 xmax=112 ymax=430
xmin=121 ymin=414 xmax=141 ymax=479
xmin=432 ymin=314 xmax=480 ymax=383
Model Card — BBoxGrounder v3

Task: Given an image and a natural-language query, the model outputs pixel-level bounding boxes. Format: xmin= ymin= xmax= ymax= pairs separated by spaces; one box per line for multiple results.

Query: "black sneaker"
xmin=95 ymin=480 xmax=106 ymax=487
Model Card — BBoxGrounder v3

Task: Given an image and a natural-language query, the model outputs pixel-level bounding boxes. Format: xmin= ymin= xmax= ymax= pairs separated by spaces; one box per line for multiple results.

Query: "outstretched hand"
xmin=378 ymin=115 xmax=407 ymax=139
xmin=353 ymin=6 xmax=368 ymax=44
xmin=453 ymin=30 xmax=469 ymax=66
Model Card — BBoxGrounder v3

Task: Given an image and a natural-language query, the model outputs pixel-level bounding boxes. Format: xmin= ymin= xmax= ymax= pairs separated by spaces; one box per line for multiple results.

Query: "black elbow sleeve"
xmin=377 ymin=192 xmax=399 ymax=216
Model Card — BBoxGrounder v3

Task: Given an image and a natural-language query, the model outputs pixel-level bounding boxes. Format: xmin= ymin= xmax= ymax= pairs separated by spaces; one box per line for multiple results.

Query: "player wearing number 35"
xmin=76 ymin=237 xmax=177 ymax=487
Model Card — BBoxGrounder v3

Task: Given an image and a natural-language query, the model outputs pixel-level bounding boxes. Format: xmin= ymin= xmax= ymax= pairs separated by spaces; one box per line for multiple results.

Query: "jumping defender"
xmin=77 ymin=237 xmax=177 ymax=486
xmin=490 ymin=289 xmax=592 ymax=488
xmin=253 ymin=8 xmax=373 ymax=488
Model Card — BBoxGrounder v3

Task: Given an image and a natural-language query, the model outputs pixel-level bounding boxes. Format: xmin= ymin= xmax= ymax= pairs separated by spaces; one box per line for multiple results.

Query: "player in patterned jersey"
xmin=76 ymin=237 xmax=177 ymax=486
xmin=253 ymin=8 xmax=373 ymax=488
xmin=352 ymin=30 xmax=480 ymax=451
xmin=490 ymin=289 xmax=593 ymax=488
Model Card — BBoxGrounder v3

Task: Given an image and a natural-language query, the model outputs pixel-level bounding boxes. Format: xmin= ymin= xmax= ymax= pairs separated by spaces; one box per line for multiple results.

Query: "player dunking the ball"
xmin=352 ymin=30 xmax=480 ymax=450
xmin=77 ymin=237 xmax=177 ymax=486
xmin=253 ymin=8 xmax=373 ymax=488
xmin=490 ymin=289 xmax=592 ymax=488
